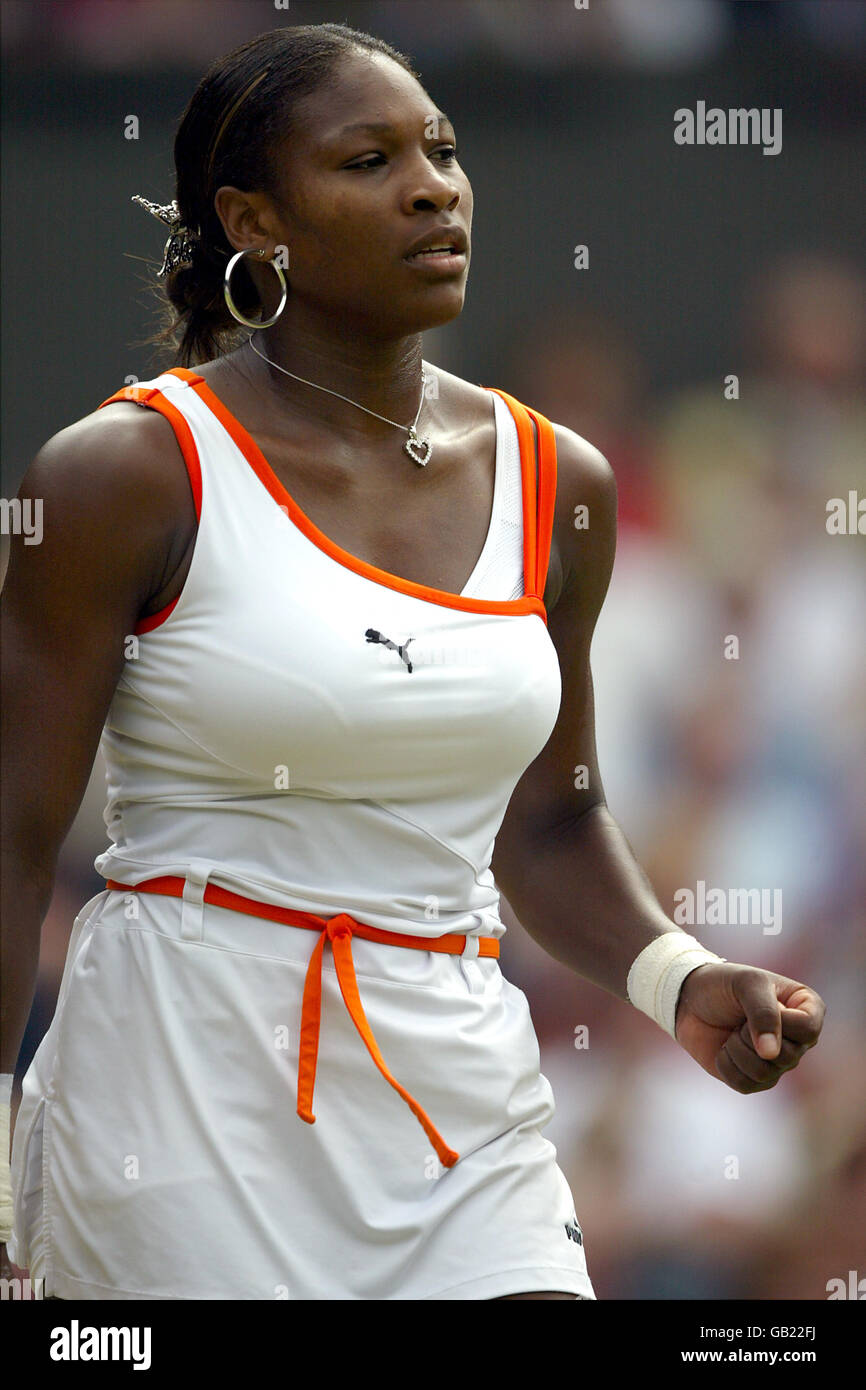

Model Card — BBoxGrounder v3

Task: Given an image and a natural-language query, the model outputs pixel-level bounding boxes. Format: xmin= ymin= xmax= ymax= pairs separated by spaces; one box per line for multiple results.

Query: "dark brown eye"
xmin=347 ymin=154 xmax=386 ymax=170
xmin=347 ymin=147 xmax=458 ymax=171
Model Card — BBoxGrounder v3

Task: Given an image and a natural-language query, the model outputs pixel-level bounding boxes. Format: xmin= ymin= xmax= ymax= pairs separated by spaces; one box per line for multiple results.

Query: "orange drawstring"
xmin=296 ymin=914 xmax=459 ymax=1169
xmin=105 ymin=878 xmax=501 ymax=1169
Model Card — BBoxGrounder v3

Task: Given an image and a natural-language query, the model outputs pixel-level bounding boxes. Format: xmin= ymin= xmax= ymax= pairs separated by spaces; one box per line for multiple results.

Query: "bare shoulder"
xmin=519 ymin=422 xmax=613 ymax=614
xmin=8 ymin=398 xmax=197 ymax=624
xmin=1 ymin=399 xmax=198 ymax=868
xmin=547 ymin=420 xmax=617 ymax=581
xmin=25 ymin=399 xmax=193 ymax=526
xmin=548 ymin=421 xmax=616 ymax=502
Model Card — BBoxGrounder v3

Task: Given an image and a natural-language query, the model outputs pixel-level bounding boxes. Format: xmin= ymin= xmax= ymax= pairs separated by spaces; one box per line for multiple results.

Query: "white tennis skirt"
xmin=9 ymin=887 xmax=596 ymax=1300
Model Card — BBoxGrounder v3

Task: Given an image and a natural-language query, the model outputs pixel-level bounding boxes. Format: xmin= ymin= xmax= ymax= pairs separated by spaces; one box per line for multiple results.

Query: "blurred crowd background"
xmin=3 ymin=0 xmax=864 ymax=1300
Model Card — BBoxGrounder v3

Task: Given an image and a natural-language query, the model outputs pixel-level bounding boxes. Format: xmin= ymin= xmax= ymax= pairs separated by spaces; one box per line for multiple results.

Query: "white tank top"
xmin=93 ymin=367 xmax=561 ymax=940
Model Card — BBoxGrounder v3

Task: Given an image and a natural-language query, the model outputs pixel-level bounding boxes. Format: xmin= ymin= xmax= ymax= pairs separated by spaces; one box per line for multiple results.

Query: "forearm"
xmin=497 ymin=801 xmax=683 ymax=1002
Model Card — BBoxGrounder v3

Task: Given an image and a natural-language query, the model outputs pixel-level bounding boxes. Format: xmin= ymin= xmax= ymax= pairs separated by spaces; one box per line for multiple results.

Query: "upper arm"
xmin=491 ymin=423 xmax=617 ymax=872
xmin=0 ymin=403 xmax=190 ymax=873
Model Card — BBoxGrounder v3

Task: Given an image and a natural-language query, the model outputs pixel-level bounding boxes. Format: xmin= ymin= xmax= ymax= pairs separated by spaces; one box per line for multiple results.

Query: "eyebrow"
xmin=333 ymin=112 xmax=454 ymax=137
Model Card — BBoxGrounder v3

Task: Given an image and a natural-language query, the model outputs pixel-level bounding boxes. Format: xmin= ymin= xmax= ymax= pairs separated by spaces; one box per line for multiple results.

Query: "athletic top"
xmin=92 ymin=367 xmax=561 ymax=941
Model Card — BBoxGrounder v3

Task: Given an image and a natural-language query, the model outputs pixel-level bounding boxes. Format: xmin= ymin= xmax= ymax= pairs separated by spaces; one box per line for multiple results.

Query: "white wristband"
xmin=627 ymin=932 xmax=726 ymax=1040
xmin=1 ymin=1073 xmax=13 ymax=1244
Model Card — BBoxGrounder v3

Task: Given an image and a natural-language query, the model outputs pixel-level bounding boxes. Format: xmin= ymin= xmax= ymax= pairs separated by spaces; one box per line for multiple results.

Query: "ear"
xmin=213 ymin=185 xmax=276 ymax=255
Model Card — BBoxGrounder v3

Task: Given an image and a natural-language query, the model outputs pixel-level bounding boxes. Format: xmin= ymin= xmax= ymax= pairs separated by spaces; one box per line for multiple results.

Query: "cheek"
xmin=290 ymin=197 xmax=379 ymax=274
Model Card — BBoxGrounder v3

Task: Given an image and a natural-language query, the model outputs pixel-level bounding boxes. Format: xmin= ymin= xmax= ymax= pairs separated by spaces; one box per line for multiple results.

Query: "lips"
xmin=403 ymin=225 xmax=468 ymax=260
xmin=408 ymin=247 xmax=457 ymax=259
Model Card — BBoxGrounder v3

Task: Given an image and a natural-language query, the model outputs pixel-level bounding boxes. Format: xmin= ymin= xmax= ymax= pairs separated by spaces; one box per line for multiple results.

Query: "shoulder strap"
xmin=522 ymin=404 xmax=557 ymax=604
xmin=483 ymin=388 xmax=557 ymax=605
xmin=96 ymin=371 xmax=204 ymax=522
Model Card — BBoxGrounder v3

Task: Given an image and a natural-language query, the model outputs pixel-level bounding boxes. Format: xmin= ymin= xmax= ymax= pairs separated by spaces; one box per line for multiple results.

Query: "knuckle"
xmin=729 ymin=1069 xmax=754 ymax=1094
xmin=737 ymin=966 xmax=767 ymax=987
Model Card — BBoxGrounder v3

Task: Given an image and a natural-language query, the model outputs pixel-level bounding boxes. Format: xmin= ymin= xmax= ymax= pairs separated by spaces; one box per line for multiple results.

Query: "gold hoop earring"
xmin=223 ymin=247 xmax=287 ymax=328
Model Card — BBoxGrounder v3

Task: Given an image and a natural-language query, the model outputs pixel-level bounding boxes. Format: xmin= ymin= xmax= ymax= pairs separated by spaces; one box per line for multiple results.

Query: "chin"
xmin=406 ymin=285 xmax=468 ymax=333
xmin=420 ymin=299 xmax=466 ymax=331
xmin=357 ymin=278 xmax=468 ymax=337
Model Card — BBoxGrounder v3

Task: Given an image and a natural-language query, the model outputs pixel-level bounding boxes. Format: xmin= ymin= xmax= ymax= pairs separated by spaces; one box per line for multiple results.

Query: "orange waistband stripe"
xmin=105 ymin=876 xmax=501 ymax=1170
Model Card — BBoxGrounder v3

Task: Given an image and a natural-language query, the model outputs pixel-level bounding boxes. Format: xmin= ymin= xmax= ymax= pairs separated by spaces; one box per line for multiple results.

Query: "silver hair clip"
xmin=131 ymin=194 xmax=200 ymax=277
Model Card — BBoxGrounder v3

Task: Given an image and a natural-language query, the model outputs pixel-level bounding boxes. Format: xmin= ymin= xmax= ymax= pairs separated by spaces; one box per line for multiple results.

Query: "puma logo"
xmin=365 ymin=628 xmax=415 ymax=672
xmin=564 ymin=1215 xmax=584 ymax=1246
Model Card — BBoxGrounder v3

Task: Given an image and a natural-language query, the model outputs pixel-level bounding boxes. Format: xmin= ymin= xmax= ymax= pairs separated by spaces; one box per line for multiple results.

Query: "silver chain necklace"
xmin=246 ymin=331 xmax=432 ymax=466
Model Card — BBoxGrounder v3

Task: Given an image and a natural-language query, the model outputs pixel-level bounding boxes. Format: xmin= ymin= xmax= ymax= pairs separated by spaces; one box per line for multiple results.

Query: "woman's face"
xmin=223 ymin=48 xmax=473 ymax=339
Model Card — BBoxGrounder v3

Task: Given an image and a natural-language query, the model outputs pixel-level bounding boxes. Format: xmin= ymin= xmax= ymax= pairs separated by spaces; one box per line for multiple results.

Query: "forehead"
xmin=290 ymin=49 xmax=442 ymax=145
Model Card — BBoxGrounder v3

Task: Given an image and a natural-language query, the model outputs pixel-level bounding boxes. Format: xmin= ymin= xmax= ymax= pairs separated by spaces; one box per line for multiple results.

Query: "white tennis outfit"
xmin=9 ymin=366 xmax=596 ymax=1300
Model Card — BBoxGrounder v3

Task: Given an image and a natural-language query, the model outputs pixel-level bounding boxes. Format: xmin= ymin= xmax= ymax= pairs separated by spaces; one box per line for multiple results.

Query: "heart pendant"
xmin=404 ymin=430 xmax=431 ymax=467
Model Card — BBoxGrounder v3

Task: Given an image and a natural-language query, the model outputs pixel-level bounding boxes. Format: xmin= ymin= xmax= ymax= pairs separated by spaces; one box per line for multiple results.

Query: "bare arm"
xmin=492 ymin=424 xmax=825 ymax=1090
xmin=1 ymin=403 xmax=193 ymax=1074
xmin=491 ymin=424 xmax=671 ymax=1000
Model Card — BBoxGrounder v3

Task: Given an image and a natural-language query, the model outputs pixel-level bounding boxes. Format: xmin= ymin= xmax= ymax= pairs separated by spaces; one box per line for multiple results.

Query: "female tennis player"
xmin=1 ymin=23 xmax=825 ymax=1301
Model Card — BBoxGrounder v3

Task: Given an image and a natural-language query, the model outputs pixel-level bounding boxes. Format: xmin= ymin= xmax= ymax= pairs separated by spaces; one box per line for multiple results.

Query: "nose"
xmin=401 ymin=160 xmax=462 ymax=216
xmin=405 ymin=184 xmax=461 ymax=219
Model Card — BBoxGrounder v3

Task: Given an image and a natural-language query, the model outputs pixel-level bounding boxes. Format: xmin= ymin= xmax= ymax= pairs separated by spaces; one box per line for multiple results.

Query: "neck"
xmin=238 ymin=302 xmax=427 ymax=443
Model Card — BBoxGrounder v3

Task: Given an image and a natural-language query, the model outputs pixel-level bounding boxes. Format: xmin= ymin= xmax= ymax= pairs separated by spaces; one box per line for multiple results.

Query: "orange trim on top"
xmin=134 ymin=596 xmax=180 ymax=636
xmin=484 ymin=389 xmax=558 ymax=604
xmin=105 ymin=874 xmax=500 ymax=1168
xmin=526 ymin=406 xmax=557 ymax=599
xmin=96 ymin=381 xmax=204 ymax=636
xmin=159 ymin=367 xmax=550 ymax=624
